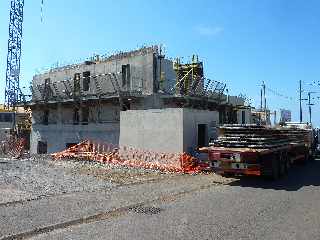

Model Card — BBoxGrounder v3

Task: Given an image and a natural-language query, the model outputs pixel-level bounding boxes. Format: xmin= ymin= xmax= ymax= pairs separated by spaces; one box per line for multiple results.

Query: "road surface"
xmin=1 ymin=159 xmax=319 ymax=240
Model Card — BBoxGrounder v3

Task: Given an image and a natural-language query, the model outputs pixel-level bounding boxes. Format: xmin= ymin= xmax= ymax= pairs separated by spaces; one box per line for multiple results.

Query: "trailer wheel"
xmin=303 ymin=153 xmax=309 ymax=165
xmin=284 ymin=157 xmax=291 ymax=174
xmin=308 ymin=151 xmax=315 ymax=161
xmin=279 ymin=154 xmax=286 ymax=177
xmin=309 ymin=155 xmax=315 ymax=161
xmin=271 ymin=157 xmax=280 ymax=180
xmin=222 ymin=172 xmax=234 ymax=178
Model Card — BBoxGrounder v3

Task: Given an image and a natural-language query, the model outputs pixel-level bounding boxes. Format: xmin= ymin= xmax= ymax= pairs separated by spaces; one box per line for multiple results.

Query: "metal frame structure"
xmin=172 ymin=56 xmax=226 ymax=100
xmin=4 ymin=0 xmax=24 ymax=109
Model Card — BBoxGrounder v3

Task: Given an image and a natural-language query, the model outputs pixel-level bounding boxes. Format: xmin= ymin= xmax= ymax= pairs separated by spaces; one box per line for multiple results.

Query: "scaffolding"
xmin=173 ymin=55 xmax=204 ymax=95
xmin=173 ymin=55 xmax=226 ymax=100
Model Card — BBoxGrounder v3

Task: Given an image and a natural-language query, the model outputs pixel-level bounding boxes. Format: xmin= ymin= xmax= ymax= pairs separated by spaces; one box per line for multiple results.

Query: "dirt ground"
xmin=0 ymin=155 xmax=226 ymax=205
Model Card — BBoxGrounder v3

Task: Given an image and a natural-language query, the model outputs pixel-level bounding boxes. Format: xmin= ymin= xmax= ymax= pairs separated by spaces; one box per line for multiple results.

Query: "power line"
xmin=40 ymin=0 xmax=44 ymax=22
xmin=265 ymin=85 xmax=296 ymax=101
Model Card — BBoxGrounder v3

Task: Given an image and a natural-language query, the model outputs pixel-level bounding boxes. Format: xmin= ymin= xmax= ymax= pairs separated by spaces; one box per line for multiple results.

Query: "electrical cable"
xmin=40 ymin=0 xmax=44 ymax=22
xmin=265 ymin=86 xmax=296 ymax=101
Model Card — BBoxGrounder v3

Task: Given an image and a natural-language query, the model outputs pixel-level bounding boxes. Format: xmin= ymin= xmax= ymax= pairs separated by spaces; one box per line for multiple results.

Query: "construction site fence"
xmin=51 ymin=140 xmax=205 ymax=174
xmin=0 ymin=137 xmax=26 ymax=159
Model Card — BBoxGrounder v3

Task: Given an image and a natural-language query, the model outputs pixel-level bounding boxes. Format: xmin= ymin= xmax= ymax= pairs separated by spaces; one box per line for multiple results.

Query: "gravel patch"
xmin=0 ymin=157 xmax=113 ymax=204
xmin=54 ymin=159 xmax=177 ymax=185
xmin=0 ymin=155 xmax=176 ymax=204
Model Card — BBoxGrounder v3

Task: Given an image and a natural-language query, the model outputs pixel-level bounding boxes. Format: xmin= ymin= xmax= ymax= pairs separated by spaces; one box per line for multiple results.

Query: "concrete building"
xmin=0 ymin=111 xmax=15 ymax=140
xmin=27 ymin=46 xmax=245 ymax=154
xmin=0 ymin=105 xmax=31 ymax=147
xmin=120 ymin=108 xmax=219 ymax=153
xmin=251 ymin=108 xmax=272 ymax=125
xmin=236 ymin=106 xmax=252 ymax=124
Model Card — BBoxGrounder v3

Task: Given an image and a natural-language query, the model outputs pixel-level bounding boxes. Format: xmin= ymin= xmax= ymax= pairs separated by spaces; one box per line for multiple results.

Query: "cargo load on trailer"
xmin=281 ymin=122 xmax=317 ymax=158
xmin=201 ymin=124 xmax=314 ymax=179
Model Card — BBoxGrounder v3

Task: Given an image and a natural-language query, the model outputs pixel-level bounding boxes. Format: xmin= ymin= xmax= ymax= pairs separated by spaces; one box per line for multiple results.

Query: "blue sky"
xmin=1 ymin=0 xmax=320 ymax=126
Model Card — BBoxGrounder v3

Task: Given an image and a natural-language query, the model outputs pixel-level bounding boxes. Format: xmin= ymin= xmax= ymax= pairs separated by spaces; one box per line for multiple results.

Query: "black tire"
xmin=284 ymin=157 xmax=291 ymax=174
xmin=222 ymin=172 xmax=234 ymax=178
xmin=279 ymin=155 xmax=286 ymax=177
xmin=271 ymin=157 xmax=280 ymax=180
xmin=309 ymin=151 xmax=315 ymax=161
xmin=302 ymin=153 xmax=309 ymax=165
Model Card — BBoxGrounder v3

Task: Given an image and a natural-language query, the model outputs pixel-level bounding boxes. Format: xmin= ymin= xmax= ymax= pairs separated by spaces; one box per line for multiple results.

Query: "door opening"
xmin=37 ymin=141 xmax=47 ymax=154
xmin=198 ymin=124 xmax=207 ymax=148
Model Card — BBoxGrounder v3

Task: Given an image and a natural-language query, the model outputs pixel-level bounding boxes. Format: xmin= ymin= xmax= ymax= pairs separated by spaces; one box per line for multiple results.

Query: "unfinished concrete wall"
xmin=228 ymin=96 xmax=245 ymax=106
xmin=32 ymin=54 xmax=153 ymax=100
xmin=157 ymin=58 xmax=176 ymax=93
xmin=134 ymin=94 xmax=166 ymax=110
xmin=32 ymin=47 xmax=176 ymax=102
xmin=30 ymin=102 xmax=121 ymax=154
xmin=31 ymin=108 xmax=58 ymax=125
xmin=182 ymin=109 xmax=219 ymax=153
xmin=98 ymin=104 xmax=120 ymax=122
xmin=237 ymin=109 xmax=251 ymax=124
xmin=30 ymin=123 xmax=120 ymax=154
xmin=119 ymin=108 xmax=219 ymax=154
xmin=31 ymin=102 xmax=120 ymax=125
xmin=0 ymin=112 xmax=15 ymax=129
xmin=0 ymin=112 xmax=15 ymax=140
xmin=120 ymin=108 xmax=184 ymax=153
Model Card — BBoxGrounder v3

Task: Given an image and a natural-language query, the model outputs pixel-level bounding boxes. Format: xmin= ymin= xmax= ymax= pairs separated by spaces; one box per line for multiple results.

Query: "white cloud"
xmin=195 ymin=25 xmax=224 ymax=36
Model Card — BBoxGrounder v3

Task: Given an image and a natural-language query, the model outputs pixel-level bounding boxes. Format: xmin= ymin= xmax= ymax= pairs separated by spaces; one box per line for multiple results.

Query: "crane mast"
xmin=4 ymin=0 xmax=24 ymax=109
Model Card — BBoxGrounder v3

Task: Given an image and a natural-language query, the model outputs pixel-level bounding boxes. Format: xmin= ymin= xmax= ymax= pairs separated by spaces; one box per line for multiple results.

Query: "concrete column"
xmin=57 ymin=103 xmax=63 ymax=125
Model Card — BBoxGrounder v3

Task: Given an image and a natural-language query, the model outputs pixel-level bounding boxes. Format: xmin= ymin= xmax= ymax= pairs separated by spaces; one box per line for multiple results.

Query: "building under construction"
xmin=27 ymin=46 xmax=246 ymax=154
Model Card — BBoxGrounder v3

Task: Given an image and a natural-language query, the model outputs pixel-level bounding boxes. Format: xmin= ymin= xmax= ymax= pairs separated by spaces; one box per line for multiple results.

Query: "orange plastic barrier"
xmin=51 ymin=140 xmax=204 ymax=173
xmin=1 ymin=137 xmax=26 ymax=158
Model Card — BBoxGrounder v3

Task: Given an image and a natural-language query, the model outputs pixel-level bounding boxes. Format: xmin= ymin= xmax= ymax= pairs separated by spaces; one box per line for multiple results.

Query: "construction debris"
xmin=51 ymin=140 xmax=205 ymax=173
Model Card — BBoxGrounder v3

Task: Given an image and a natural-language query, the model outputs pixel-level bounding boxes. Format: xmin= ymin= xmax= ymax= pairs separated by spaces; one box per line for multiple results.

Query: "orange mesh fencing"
xmin=1 ymin=137 xmax=26 ymax=158
xmin=51 ymin=140 xmax=205 ymax=173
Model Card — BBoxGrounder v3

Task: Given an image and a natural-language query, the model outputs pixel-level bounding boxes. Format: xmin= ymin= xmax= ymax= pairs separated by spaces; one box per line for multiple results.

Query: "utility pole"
xmin=262 ymin=81 xmax=266 ymax=110
xmin=258 ymin=81 xmax=267 ymax=125
xmin=299 ymin=80 xmax=309 ymax=123
xmin=262 ymin=81 xmax=267 ymax=124
xmin=260 ymin=88 xmax=263 ymax=110
xmin=307 ymin=91 xmax=316 ymax=124
xmin=299 ymin=80 xmax=302 ymax=123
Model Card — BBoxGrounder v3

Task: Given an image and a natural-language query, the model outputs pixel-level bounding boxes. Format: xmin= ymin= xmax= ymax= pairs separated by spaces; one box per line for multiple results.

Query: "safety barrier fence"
xmin=0 ymin=137 xmax=26 ymax=158
xmin=51 ymin=140 xmax=206 ymax=173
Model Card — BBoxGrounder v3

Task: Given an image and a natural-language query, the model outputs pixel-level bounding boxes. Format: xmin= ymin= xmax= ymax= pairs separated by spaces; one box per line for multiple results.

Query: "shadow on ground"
xmin=228 ymin=159 xmax=320 ymax=191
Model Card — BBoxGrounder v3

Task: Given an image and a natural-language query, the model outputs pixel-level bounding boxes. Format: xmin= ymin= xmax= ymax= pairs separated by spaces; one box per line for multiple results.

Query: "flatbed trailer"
xmin=202 ymin=142 xmax=309 ymax=179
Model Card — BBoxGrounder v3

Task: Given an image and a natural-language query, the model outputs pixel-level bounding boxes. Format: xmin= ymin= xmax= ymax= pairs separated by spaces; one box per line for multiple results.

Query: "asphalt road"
xmin=2 ymin=159 xmax=320 ymax=240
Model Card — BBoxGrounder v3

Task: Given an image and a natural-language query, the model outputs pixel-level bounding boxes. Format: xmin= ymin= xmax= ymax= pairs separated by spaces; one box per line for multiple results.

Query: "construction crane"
xmin=1 ymin=0 xmax=32 ymax=147
xmin=4 ymin=0 xmax=25 ymax=109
